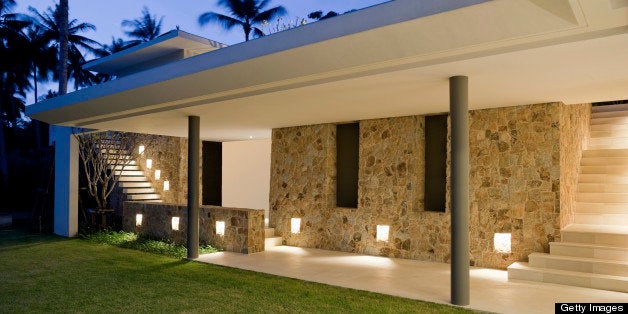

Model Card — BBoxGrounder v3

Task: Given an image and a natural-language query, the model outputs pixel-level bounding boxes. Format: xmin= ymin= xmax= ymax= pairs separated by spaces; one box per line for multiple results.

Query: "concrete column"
xmin=187 ymin=116 xmax=200 ymax=259
xmin=53 ymin=126 xmax=79 ymax=237
xmin=449 ymin=76 xmax=470 ymax=306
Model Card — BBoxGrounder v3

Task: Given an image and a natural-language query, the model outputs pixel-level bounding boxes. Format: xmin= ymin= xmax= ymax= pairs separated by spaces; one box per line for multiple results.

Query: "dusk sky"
xmin=15 ymin=0 xmax=390 ymax=46
xmin=13 ymin=0 xmax=390 ymax=103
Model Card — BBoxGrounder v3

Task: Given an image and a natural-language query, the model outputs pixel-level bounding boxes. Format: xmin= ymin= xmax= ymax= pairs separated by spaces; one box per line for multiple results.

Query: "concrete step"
xmin=580 ymin=165 xmax=628 ymax=175
xmin=99 ymin=149 xmax=129 ymax=155
xmin=118 ymin=182 xmax=152 ymax=188
xmin=588 ymin=137 xmax=628 ymax=150
xmin=118 ymin=176 xmax=149 ymax=182
xmin=507 ymin=262 xmax=628 ymax=293
xmin=590 ymin=130 xmax=628 ymax=139
xmin=265 ymin=236 xmax=283 ymax=248
xmin=109 ymin=165 xmax=140 ymax=171
xmin=264 ymin=228 xmax=275 ymax=238
xmin=576 ymin=202 xmax=628 ymax=214
xmin=127 ymin=194 xmax=160 ymax=201
xmin=592 ymin=103 xmax=628 ymax=113
xmin=591 ymin=110 xmax=628 ymax=119
xmin=528 ymin=253 xmax=628 ymax=276
xmin=123 ymin=187 xmax=156 ymax=194
xmin=578 ymin=183 xmax=628 ymax=193
xmin=574 ymin=213 xmax=628 ymax=226
xmin=580 ymin=157 xmax=628 ymax=166
xmin=550 ymin=242 xmax=628 ymax=262
xmin=579 ymin=174 xmax=628 ymax=184
xmin=582 ymin=149 xmax=628 ymax=158
xmin=561 ymin=224 xmax=628 ymax=248
xmin=590 ymin=116 xmax=628 ymax=126
xmin=576 ymin=192 xmax=628 ymax=203
xmin=106 ymin=159 xmax=136 ymax=166
xmin=114 ymin=170 xmax=145 ymax=176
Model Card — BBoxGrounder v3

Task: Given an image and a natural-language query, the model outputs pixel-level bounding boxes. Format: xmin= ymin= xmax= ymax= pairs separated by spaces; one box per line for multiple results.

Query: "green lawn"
xmin=0 ymin=229 xmax=472 ymax=313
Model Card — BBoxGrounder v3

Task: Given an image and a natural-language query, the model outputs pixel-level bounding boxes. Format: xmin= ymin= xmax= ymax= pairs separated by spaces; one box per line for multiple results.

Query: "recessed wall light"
xmin=135 ymin=214 xmax=143 ymax=226
xmin=155 ymin=169 xmax=161 ymax=180
xmin=139 ymin=145 xmax=145 ymax=155
xmin=376 ymin=225 xmax=390 ymax=242
xmin=216 ymin=221 xmax=225 ymax=236
xmin=171 ymin=217 xmax=180 ymax=231
xmin=291 ymin=218 xmax=301 ymax=234
xmin=163 ymin=180 xmax=170 ymax=191
xmin=146 ymin=159 xmax=152 ymax=169
xmin=494 ymin=233 xmax=511 ymax=253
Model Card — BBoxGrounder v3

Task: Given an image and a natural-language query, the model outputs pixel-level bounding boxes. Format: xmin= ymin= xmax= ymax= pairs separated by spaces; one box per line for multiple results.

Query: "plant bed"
xmin=79 ymin=229 xmax=218 ymax=258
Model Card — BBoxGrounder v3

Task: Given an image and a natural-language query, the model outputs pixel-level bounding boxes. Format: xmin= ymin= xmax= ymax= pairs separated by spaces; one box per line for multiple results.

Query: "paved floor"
xmin=195 ymin=246 xmax=627 ymax=313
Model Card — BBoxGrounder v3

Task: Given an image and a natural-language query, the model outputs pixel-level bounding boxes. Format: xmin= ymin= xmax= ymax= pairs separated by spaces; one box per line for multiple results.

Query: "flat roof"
xmin=83 ymin=29 xmax=227 ymax=75
xmin=26 ymin=0 xmax=628 ymax=141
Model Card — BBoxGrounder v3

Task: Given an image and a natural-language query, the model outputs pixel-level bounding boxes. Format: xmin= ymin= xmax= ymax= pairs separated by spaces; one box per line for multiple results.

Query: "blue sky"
xmin=15 ymin=0 xmax=390 ymax=46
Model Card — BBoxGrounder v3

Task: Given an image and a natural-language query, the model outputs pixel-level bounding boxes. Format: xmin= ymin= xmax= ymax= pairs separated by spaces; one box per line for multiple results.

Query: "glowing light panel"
xmin=376 ymin=225 xmax=390 ymax=242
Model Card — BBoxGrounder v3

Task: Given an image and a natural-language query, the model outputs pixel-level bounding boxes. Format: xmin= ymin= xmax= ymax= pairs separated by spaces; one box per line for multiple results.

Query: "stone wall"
xmin=123 ymin=201 xmax=265 ymax=254
xmin=559 ymin=104 xmax=591 ymax=228
xmin=270 ymin=102 xmax=590 ymax=269
xmin=269 ymin=124 xmax=336 ymax=247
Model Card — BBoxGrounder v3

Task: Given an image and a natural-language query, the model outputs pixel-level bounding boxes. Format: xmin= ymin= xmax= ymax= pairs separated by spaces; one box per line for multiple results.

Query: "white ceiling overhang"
xmin=26 ymin=0 xmax=628 ymax=141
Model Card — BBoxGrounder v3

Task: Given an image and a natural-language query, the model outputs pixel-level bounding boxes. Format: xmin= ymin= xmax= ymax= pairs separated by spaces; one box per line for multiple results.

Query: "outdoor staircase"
xmin=508 ymin=103 xmax=628 ymax=293
xmin=265 ymin=227 xmax=283 ymax=249
xmin=99 ymin=143 xmax=163 ymax=203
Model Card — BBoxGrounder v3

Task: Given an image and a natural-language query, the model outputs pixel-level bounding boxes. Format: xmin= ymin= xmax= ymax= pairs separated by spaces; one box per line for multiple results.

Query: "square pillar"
xmin=53 ymin=126 xmax=79 ymax=237
xmin=450 ymin=76 xmax=470 ymax=306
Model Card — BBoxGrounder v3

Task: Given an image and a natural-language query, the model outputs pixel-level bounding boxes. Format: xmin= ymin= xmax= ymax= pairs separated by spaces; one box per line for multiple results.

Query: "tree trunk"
xmin=57 ymin=0 xmax=69 ymax=95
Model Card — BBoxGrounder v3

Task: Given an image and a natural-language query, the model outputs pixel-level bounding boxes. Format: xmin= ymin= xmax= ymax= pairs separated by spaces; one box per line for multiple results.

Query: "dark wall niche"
xmin=202 ymin=141 xmax=222 ymax=206
xmin=337 ymin=123 xmax=359 ymax=208
xmin=424 ymin=114 xmax=447 ymax=212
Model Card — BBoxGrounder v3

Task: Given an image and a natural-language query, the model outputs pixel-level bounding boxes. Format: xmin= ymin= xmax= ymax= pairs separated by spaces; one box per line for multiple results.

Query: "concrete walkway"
xmin=195 ymin=246 xmax=627 ymax=313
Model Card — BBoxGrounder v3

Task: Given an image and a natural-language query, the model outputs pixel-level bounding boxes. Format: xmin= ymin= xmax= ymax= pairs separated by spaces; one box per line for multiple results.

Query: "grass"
xmin=0 ymin=228 xmax=474 ymax=313
xmin=79 ymin=230 xmax=218 ymax=258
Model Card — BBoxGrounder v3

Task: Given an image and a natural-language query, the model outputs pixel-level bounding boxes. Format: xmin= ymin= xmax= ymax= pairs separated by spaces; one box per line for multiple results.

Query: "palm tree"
xmin=0 ymin=0 xmax=30 ymax=196
xmin=57 ymin=0 xmax=68 ymax=95
xmin=307 ymin=10 xmax=339 ymax=21
xmin=122 ymin=7 xmax=163 ymax=45
xmin=24 ymin=24 xmax=57 ymax=102
xmin=29 ymin=4 xmax=100 ymax=92
xmin=199 ymin=0 xmax=286 ymax=42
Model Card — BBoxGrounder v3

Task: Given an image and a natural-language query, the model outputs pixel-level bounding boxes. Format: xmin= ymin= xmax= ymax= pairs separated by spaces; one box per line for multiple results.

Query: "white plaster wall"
xmin=222 ymin=139 xmax=271 ymax=222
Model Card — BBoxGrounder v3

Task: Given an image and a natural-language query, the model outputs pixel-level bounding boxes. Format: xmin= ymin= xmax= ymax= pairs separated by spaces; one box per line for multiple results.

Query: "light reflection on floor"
xmin=195 ymin=246 xmax=627 ymax=313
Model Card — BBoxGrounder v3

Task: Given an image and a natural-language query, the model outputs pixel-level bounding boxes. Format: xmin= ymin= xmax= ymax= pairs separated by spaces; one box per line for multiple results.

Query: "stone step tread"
xmin=591 ymin=110 xmax=628 ymax=119
xmin=590 ymin=116 xmax=628 ymax=125
xmin=581 ymin=157 xmax=628 ymax=165
xmin=117 ymin=176 xmax=149 ymax=182
xmin=576 ymin=203 xmax=628 ymax=213
xmin=265 ymin=236 xmax=283 ymax=248
xmin=118 ymin=182 xmax=152 ymax=188
xmin=123 ymin=188 xmax=156 ymax=194
xmin=551 ymin=242 xmax=628 ymax=253
xmin=563 ymin=224 xmax=628 ymax=235
xmin=590 ymin=130 xmax=628 ymax=138
xmin=582 ymin=149 xmax=628 ymax=158
xmin=591 ymin=124 xmax=628 ymax=133
xmin=580 ymin=166 xmax=628 ymax=174
xmin=114 ymin=170 xmax=145 ymax=176
xmin=578 ymin=174 xmax=628 ymax=184
xmin=578 ymin=184 xmax=628 ymax=193
xmin=127 ymin=194 xmax=161 ymax=200
xmin=592 ymin=103 xmax=628 ymax=113
xmin=529 ymin=252 xmax=628 ymax=266
xmin=109 ymin=165 xmax=140 ymax=171
xmin=574 ymin=213 xmax=628 ymax=227
xmin=507 ymin=262 xmax=628 ymax=293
